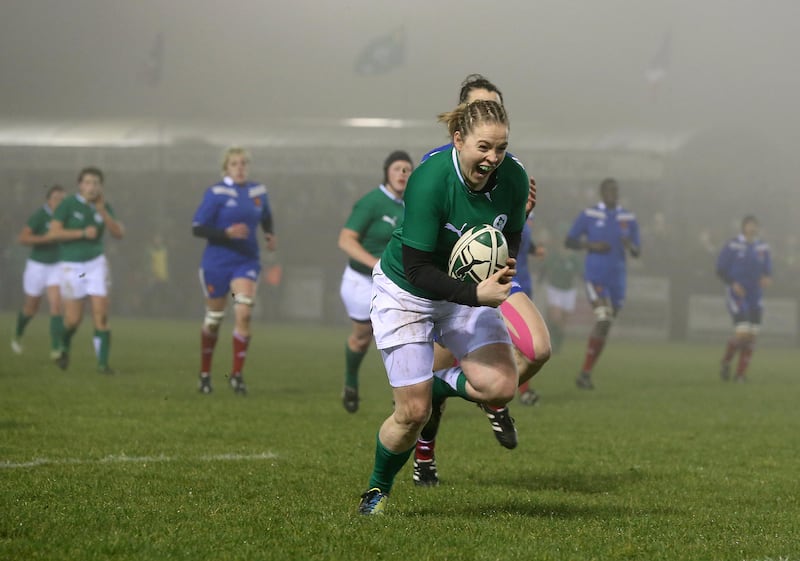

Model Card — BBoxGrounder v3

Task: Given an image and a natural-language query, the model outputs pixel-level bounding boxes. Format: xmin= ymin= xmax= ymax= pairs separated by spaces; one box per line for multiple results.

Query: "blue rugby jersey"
xmin=566 ymin=202 xmax=640 ymax=282
xmin=192 ymin=176 xmax=273 ymax=264
xmin=716 ymin=234 xmax=772 ymax=297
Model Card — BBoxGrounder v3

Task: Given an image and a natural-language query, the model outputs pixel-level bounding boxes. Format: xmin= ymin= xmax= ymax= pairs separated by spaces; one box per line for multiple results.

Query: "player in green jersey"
xmin=413 ymin=74 xmax=552 ymax=488
xmin=11 ymin=185 xmax=66 ymax=358
xmin=48 ymin=167 xmax=125 ymax=374
xmin=338 ymin=150 xmax=413 ymax=413
xmin=539 ymin=228 xmax=583 ymax=353
xmin=357 ymin=99 xmax=528 ymax=515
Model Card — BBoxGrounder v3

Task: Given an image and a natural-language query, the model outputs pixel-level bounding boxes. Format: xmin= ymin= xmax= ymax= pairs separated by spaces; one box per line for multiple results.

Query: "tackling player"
xmin=716 ymin=215 xmax=772 ymax=382
xmin=192 ymin=147 xmax=276 ymax=395
xmin=11 ymin=184 xmax=66 ymax=359
xmin=565 ymin=178 xmax=640 ymax=389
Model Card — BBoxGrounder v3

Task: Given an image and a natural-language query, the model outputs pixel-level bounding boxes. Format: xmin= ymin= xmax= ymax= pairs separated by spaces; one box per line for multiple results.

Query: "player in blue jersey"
xmin=192 ymin=147 xmax=276 ymax=395
xmin=513 ymin=216 xmax=547 ymax=405
xmin=412 ymin=74 xmax=551 ymax=488
xmin=716 ymin=215 xmax=772 ymax=382
xmin=566 ymin=178 xmax=640 ymax=390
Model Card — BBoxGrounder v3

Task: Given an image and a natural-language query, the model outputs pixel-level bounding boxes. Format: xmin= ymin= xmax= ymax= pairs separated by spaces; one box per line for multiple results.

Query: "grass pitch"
xmin=1 ymin=313 xmax=798 ymax=561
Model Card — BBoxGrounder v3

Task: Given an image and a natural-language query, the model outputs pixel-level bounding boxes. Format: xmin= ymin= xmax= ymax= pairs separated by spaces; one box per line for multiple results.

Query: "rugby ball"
xmin=447 ymin=225 xmax=509 ymax=283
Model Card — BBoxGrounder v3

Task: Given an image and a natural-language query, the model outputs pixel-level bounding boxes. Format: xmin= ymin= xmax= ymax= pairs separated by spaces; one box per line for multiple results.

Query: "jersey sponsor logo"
xmin=444 ymin=222 xmax=468 ymax=237
xmin=225 ymin=199 xmax=238 ymax=208
xmin=492 ymin=215 xmax=508 ymax=231
xmin=381 ymin=215 xmax=398 ymax=228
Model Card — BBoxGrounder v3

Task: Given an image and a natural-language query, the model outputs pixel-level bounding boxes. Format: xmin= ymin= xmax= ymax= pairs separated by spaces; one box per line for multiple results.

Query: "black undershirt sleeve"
xmin=401 ymin=228 xmax=522 ymax=307
xmin=192 ymin=224 xmax=227 ymax=242
xmin=506 ymin=230 xmax=522 ymax=259
xmin=402 ymin=245 xmax=479 ymax=306
xmin=261 ymin=215 xmax=274 ymax=235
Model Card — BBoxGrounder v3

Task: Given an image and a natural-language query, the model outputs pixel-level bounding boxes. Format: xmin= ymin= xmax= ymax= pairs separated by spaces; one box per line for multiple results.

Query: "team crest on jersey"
xmin=253 ymin=198 xmax=262 ymax=207
xmin=492 ymin=215 xmax=508 ymax=231
xmin=94 ymin=212 xmax=103 ymax=223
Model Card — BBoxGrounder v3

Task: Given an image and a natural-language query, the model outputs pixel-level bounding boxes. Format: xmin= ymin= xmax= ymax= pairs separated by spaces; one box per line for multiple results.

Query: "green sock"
xmin=50 ymin=316 xmax=64 ymax=351
xmin=15 ymin=312 xmax=32 ymax=338
xmin=94 ymin=329 xmax=111 ymax=367
xmin=432 ymin=371 xmax=474 ymax=402
xmin=550 ymin=324 xmax=563 ymax=353
xmin=344 ymin=345 xmax=367 ymax=389
xmin=367 ymin=433 xmax=414 ymax=493
xmin=62 ymin=326 xmax=77 ymax=352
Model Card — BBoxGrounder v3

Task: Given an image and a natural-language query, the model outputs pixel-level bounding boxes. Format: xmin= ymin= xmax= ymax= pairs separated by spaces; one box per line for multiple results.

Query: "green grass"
xmin=1 ymin=313 xmax=798 ymax=561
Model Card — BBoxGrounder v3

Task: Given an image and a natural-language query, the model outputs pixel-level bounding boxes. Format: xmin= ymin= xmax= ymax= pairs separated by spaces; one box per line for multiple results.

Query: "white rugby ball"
xmin=447 ymin=224 xmax=509 ymax=283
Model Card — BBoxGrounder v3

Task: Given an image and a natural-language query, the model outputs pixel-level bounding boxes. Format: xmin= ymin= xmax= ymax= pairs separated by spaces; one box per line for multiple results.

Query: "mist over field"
xmin=1 ymin=0 xmax=797 ymax=342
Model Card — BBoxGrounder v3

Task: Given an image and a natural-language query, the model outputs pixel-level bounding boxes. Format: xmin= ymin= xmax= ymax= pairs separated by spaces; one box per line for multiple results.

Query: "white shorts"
xmin=60 ymin=255 xmax=110 ymax=299
xmin=22 ymin=259 xmax=61 ymax=297
xmin=339 ymin=265 xmax=373 ymax=322
xmin=546 ymin=284 xmax=577 ymax=312
xmin=370 ymin=264 xmax=510 ymax=387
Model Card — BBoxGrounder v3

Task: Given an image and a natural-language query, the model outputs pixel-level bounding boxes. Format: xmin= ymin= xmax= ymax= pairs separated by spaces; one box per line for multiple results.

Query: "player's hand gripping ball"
xmin=447 ymin=225 xmax=509 ymax=283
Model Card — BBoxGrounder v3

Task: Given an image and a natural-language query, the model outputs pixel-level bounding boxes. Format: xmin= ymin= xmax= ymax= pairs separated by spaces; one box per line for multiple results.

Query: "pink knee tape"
xmin=500 ymin=301 xmax=536 ymax=362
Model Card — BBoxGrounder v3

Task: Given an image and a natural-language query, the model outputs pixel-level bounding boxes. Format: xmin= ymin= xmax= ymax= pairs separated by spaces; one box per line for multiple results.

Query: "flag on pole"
xmin=645 ymin=31 xmax=671 ymax=88
xmin=140 ymin=32 xmax=165 ymax=87
xmin=354 ymin=27 xmax=405 ymax=75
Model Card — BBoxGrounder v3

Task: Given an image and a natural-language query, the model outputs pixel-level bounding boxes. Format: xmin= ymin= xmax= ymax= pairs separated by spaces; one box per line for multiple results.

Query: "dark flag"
xmin=354 ymin=27 xmax=405 ymax=75
xmin=140 ymin=32 xmax=165 ymax=87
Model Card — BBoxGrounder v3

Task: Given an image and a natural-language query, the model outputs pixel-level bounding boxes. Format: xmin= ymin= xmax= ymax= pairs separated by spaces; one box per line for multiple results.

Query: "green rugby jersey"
xmin=541 ymin=251 xmax=583 ymax=290
xmin=26 ymin=205 xmax=60 ymax=264
xmin=53 ymin=194 xmax=116 ymax=262
xmin=344 ymin=185 xmax=404 ymax=275
xmin=381 ymin=147 xmax=528 ymax=299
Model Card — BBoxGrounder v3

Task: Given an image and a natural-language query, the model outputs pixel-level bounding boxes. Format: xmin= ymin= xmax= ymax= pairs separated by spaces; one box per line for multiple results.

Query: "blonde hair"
xmin=221 ymin=146 xmax=251 ymax=174
xmin=437 ymin=99 xmax=508 ymax=139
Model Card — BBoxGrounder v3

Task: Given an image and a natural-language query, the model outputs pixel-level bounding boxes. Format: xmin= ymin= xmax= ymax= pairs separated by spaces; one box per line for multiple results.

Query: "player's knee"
xmin=203 ymin=309 xmax=225 ymax=331
xmin=593 ymin=304 xmax=613 ymax=323
xmin=233 ymin=293 xmax=255 ymax=308
xmin=349 ymin=334 xmax=372 ymax=353
xmin=395 ymin=401 xmax=431 ymax=432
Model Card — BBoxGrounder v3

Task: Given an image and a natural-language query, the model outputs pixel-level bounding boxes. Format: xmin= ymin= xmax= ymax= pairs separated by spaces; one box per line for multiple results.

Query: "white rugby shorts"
xmin=22 ymin=259 xmax=61 ymax=297
xmin=60 ymin=255 xmax=110 ymax=299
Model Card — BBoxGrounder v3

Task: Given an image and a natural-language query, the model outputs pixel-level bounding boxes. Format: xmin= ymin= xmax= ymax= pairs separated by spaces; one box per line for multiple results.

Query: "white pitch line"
xmin=0 ymin=452 xmax=278 ymax=469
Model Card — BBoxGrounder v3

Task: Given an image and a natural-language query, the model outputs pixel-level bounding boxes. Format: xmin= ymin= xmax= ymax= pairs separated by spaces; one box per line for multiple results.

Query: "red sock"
xmin=200 ymin=329 xmax=218 ymax=375
xmin=581 ymin=335 xmax=606 ymax=373
xmin=722 ymin=337 xmax=740 ymax=364
xmin=415 ymin=438 xmax=435 ymax=461
xmin=518 ymin=380 xmax=530 ymax=394
xmin=736 ymin=342 xmax=754 ymax=376
xmin=232 ymin=330 xmax=250 ymax=376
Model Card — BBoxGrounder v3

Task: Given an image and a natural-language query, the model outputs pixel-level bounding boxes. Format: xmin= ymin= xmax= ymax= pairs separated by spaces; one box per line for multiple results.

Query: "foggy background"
xmin=1 ymin=0 xmax=798 ymax=344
